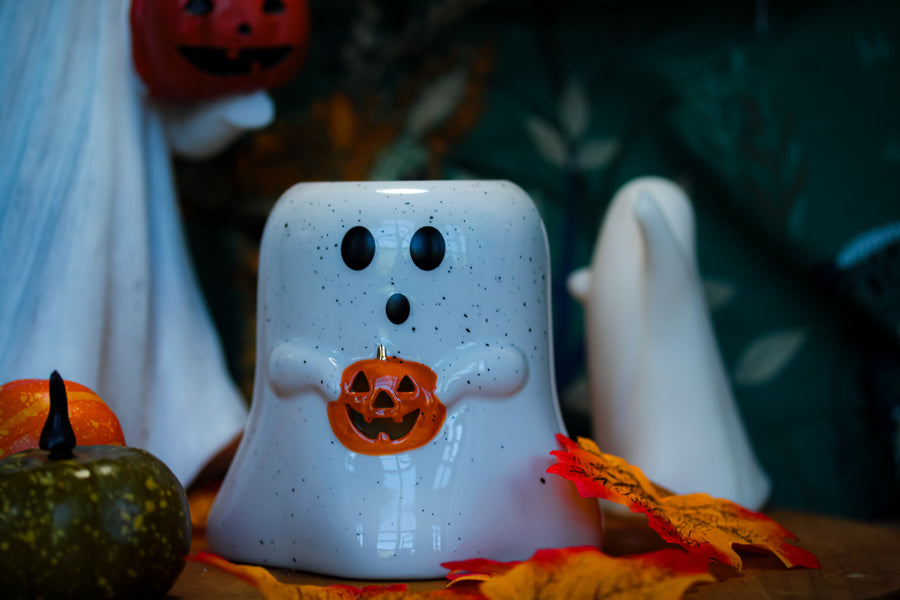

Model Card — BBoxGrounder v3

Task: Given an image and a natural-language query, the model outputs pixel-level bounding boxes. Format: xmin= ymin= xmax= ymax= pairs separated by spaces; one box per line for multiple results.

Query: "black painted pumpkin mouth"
xmin=178 ymin=46 xmax=292 ymax=76
xmin=347 ymin=407 xmax=420 ymax=441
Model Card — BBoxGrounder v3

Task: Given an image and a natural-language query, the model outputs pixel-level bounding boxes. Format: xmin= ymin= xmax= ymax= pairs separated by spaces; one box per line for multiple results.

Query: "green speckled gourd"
xmin=0 ymin=372 xmax=191 ymax=600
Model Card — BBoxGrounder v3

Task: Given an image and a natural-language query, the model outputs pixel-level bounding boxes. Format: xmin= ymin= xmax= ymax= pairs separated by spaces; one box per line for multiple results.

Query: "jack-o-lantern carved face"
xmin=327 ymin=352 xmax=446 ymax=455
xmin=130 ymin=0 xmax=310 ymax=104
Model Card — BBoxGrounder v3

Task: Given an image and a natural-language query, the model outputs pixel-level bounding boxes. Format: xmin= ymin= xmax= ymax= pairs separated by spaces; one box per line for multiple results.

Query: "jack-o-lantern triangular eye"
xmin=184 ymin=0 xmax=213 ymax=16
xmin=263 ymin=0 xmax=286 ymax=13
xmin=350 ymin=372 xmax=369 ymax=393
xmin=397 ymin=376 xmax=416 ymax=393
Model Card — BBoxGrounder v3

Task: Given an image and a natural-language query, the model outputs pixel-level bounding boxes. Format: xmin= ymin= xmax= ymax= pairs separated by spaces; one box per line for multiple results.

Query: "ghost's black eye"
xmin=341 ymin=226 xmax=376 ymax=271
xmin=184 ymin=0 xmax=213 ymax=15
xmin=263 ymin=0 xmax=285 ymax=14
xmin=410 ymin=226 xmax=445 ymax=271
xmin=386 ymin=293 xmax=411 ymax=325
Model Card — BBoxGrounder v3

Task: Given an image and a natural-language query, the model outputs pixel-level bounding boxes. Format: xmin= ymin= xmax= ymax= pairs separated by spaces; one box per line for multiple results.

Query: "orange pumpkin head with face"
xmin=130 ymin=0 xmax=310 ymax=104
xmin=327 ymin=351 xmax=446 ymax=456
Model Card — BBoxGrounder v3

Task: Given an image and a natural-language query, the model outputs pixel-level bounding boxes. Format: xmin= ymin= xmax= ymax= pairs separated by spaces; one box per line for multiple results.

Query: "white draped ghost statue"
xmin=568 ymin=177 xmax=771 ymax=510
xmin=0 ymin=1 xmax=272 ymax=485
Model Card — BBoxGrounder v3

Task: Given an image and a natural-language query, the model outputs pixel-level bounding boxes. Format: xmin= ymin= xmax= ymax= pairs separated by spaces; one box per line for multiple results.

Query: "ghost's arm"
xmin=435 ymin=343 xmax=528 ymax=405
xmin=159 ymin=91 xmax=274 ymax=160
xmin=267 ymin=339 xmax=341 ymax=401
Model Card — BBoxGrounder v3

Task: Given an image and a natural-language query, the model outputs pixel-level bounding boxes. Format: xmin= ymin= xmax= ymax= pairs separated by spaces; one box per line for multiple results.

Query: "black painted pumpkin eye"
xmin=184 ymin=0 xmax=213 ymax=16
xmin=350 ymin=372 xmax=370 ymax=393
xmin=263 ymin=0 xmax=285 ymax=14
xmin=397 ymin=376 xmax=416 ymax=393
xmin=410 ymin=226 xmax=445 ymax=271
xmin=341 ymin=226 xmax=375 ymax=271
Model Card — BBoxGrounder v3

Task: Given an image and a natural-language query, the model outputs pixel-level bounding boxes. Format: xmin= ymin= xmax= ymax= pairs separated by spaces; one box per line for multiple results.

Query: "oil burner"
xmin=207 ymin=181 xmax=603 ymax=578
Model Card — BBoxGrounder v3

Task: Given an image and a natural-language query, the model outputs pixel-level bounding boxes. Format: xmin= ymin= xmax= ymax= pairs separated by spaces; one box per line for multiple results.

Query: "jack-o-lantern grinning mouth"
xmin=178 ymin=46 xmax=293 ymax=76
xmin=347 ymin=406 xmax=420 ymax=441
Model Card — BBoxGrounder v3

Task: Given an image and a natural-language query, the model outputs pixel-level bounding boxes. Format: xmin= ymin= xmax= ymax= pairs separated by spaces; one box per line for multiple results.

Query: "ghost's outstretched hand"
xmin=267 ymin=340 xmax=341 ymax=401
xmin=435 ymin=343 xmax=528 ymax=406
xmin=159 ymin=90 xmax=274 ymax=160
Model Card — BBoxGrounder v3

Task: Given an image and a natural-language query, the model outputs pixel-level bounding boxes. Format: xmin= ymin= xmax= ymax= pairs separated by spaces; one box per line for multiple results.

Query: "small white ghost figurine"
xmin=568 ymin=177 xmax=770 ymax=510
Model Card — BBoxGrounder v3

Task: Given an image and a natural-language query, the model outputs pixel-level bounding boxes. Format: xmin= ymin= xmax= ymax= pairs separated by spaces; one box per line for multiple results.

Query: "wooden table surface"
xmin=168 ymin=509 xmax=900 ymax=599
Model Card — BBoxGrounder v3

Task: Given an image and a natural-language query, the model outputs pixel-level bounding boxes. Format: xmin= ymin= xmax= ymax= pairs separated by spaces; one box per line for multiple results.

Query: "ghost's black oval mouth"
xmin=178 ymin=46 xmax=292 ymax=76
xmin=347 ymin=407 xmax=420 ymax=441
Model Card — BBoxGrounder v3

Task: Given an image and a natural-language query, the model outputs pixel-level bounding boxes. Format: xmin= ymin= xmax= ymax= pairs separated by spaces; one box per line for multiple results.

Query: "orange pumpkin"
xmin=130 ymin=0 xmax=311 ymax=104
xmin=0 ymin=378 xmax=125 ymax=459
xmin=327 ymin=354 xmax=446 ymax=455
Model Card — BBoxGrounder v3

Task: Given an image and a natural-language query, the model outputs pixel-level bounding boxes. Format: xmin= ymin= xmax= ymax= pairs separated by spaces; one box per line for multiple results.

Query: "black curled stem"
xmin=39 ymin=371 xmax=77 ymax=460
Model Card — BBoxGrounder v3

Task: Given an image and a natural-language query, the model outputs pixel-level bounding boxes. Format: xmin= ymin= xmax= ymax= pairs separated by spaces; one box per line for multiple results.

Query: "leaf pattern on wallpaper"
xmin=370 ymin=66 xmax=471 ymax=179
xmin=559 ymin=79 xmax=590 ymax=140
xmin=670 ymin=48 xmax=808 ymax=240
xmin=526 ymin=117 xmax=568 ymax=167
xmin=343 ymin=0 xmax=493 ymax=85
xmin=577 ymin=139 xmax=620 ymax=170
xmin=407 ymin=67 xmax=470 ymax=137
xmin=702 ymin=278 xmax=737 ymax=312
xmin=526 ymin=79 xmax=620 ymax=172
xmin=343 ymin=1 xmax=386 ymax=76
xmin=369 ymin=137 xmax=431 ymax=181
xmin=733 ymin=328 xmax=809 ymax=386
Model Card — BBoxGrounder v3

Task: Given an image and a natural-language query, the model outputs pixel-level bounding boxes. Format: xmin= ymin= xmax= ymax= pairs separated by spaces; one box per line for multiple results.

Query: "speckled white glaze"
xmin=207 ymin=180 xmax=603 ymax=578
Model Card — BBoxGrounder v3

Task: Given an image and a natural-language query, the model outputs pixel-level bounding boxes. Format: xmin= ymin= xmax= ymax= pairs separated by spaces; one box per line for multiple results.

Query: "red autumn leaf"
xmin=547 ymin=435 xmax=821 ymax=571
xmin=445 ymin=546 xmax=714 ymax=600
xmin=444 ymin=557 xmax=518 ymax=586
xmin=190 ymin=551 xmax=479 ymax=600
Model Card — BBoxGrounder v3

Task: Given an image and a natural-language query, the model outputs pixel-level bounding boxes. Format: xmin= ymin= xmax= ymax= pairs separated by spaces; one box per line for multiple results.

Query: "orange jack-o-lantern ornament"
xmin=130 ymin=0 xmax=310 ymax=104
xmin=327 ymin=346 xmax=446 ymax=455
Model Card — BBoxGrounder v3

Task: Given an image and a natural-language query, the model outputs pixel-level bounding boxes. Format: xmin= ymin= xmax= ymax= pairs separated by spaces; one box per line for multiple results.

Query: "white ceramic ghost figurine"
xmin=0 ymin=2 xmax=267 ymax=486
xmin=567 ymin=177 xmax=770 ymax=510
xmin=208 ymin=180 xmax=603 ymax=578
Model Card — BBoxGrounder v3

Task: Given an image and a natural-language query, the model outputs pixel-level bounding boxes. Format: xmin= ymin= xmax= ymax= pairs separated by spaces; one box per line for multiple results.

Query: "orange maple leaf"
xmin=445 ymin=546 xmax=714 ymax=600
xmin=547 ymin=435 xmax=821 ymax=571
xmin=190 ymin=552 xmax=479 ymax=600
